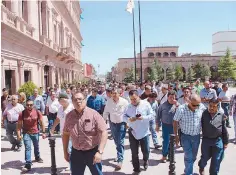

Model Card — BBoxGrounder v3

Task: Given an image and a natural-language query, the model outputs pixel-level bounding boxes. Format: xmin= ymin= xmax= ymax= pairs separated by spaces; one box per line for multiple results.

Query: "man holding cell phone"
xmin=123 ymin=90 xmax=154 ymax=173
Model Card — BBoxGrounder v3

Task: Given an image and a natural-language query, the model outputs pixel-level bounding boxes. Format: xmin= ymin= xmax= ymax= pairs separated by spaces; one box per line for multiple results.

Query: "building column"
xmin=41 ymin=64 xmax=45 ymax=89
xmin=27 ymin=0 xmax=39 ymax=40
xmin=163 ymin=68 xmax=167 ymax=81
xmin=1 ymin=58 xmax=5 ymax=90
xmin=11 ymin=0 xmax=19 ymax=16
xmin=18 ymin=0 xmax=22 ymax=18
xmin=17 ymin=60 xmax=25 ymax=86
xmin=37 ymin=63 xmax=42 ymax=87
xmin=57 ymin=68 xmax=61 ymax=88
xmin=49 ymin=66 xmax=56 ymax=87
xmin=48 ymin=9 xmax=53 ymax=45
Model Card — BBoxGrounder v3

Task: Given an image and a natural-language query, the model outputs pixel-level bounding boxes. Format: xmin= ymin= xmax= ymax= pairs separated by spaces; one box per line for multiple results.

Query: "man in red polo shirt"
xmin=17 ymin=99 xmax=46 ymax=172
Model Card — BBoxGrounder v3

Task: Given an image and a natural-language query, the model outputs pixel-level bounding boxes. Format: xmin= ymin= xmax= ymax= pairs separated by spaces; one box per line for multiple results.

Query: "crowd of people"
xmin=1 ymin=79 xmax=236 ymax=175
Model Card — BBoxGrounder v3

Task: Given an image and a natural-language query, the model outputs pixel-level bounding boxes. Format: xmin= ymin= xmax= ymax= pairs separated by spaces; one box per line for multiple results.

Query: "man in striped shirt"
xmin=173 ymin=94 xmax=206 ymax=175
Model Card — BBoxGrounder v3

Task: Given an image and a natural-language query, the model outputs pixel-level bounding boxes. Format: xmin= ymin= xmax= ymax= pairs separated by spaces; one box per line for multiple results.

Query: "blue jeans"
xmin=198 ymin=137 xmax=224 ymax=175
xmin=221 ymin=103 xmax=230 ymax=126
xmin=23 ymin=133 xmax=40 ymax=165
xmin=71 ymin=146 xmax=103 ymax=175
xmin=128 ymin=129 xmax=150 ymax=171
xmin=110 ymin=122 xmax=126 ymax=162
xmin=47 ymin=113 xmax=60 ymax=133
xmin=149 ymin=119 xmax=159 ymax=145
xmin=181 ymin=133 xmax=200 ymax=175
xmin=162 ymin=123 xmax=173 ymax=157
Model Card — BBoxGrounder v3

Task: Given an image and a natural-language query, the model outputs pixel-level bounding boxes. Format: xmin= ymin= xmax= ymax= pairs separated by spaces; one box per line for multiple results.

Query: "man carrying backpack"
xmin=16 ymin=99 xmax=47 ymax=172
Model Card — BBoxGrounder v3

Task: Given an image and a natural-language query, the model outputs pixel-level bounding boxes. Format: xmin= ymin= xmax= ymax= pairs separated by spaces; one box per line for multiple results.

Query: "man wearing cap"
xmin=103 ymin=88 xmax=129 ymax=169
xmin=50 ymin=93 xmax=74 ymax=171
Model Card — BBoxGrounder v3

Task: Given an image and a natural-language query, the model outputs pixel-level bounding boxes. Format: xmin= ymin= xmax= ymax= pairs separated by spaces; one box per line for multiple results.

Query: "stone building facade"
xmin=1 ymin=0 xmax=83 ymax=93
xmin=112 ymin=46 xmax=223 ymax=82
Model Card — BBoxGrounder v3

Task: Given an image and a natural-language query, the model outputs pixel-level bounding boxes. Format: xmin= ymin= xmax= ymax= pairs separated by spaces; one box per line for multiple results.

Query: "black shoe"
xmin=143 ymin=161 xmax=149 ymax=170
xmin=154 ymin=144 xmax=162 ymax=149
xmin=133 ymin=168 xmax=141 ymax=173
xmin=16 ymin=146 xmax=22 ymax=152
xmin=35 ymin=157 xmax=43 ymax=163
xmin=22 ymin=164 xmax=31 ymax=172
xmin=11 ymin=144 xmax=16 ymax=150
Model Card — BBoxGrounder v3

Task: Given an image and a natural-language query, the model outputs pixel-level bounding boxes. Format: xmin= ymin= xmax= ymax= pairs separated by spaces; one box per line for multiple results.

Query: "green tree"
xmin=18 ymin=81 xmax=39 ymax=98
xmin=187 ymin=66 xmax=196 ymax=81
xmin=155 ymin=59 xmax=164 ymax=80
xmin=175 ymin=64 xmax=183 ymax=80
xmin=218 ymin=48 xmax=236 ymax=80
xmin=123 ymin=67 xmax=135 ymax=83
xmin=147 ymin=62 xmax=158 ymax=81
xmin=166 ymin=63 xmax=175 ymax=81
xmin=201 ymin=64 xmax=211 ymax=79
xmin=193 ymin=62 xmax=202 ymax=79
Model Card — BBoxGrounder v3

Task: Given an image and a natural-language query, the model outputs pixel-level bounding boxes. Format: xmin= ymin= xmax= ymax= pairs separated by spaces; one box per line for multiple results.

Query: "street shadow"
xmin=1 ymin=136 xmax=9 ymax=141
xmin=1 ymin=147 xmax=12 ymax=152
xmin=1 ymin=160 xmax=24 ymax=171
xmin=102 ymin=158 xmax=117 ymax=169
xmin=148 ymin=159 xmax=162 ymax=166
xmin=104 ymin=172 xmax=132 ymax=175
xmin=22 ymin=167 xmax=67 ymax=174
xmin=228 ymin=138 xmax=236 ymax=144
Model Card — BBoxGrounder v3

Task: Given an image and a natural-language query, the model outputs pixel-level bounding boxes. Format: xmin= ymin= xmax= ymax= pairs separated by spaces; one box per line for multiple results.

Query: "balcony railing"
xmin=60 ymin=47 xmax=75 ymax=58
xmin=39 ymin=35 xmax=51 ymax=47
xmin=53 ymin=43 xmax=60 ymax=52
xmin=1 ymin=4 xmax=35 ymax=38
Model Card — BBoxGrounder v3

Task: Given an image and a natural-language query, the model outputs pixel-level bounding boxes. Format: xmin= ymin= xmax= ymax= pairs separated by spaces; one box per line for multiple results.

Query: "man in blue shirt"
xmin=124 ymin=90 xmax=154 ymax=173
xmin=156 ymin=90 xmax=179 ymax=163
xmin=29 ymin=88 xmax=45 ymax=114
xmin=87 ymin=88 xmax=105 ymax=115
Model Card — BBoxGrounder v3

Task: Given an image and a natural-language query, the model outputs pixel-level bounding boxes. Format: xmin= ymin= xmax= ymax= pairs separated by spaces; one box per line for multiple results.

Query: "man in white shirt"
xmin=218 ymin=83 xmax=231 ymax=128
xmin=157 ymin=86 xmax=168 ymax=105
xmin=103 ymin=88 xmax=129 ymax=169
xmin=3 ymin=95 xmax=24 ymax=151
xmin=123 ymin=90 xmax=154 ymax=173
xmin=46 ymin=91 xmax=61 ymax=134
xmin=50 ymin=93 xmax=74 ymax=171
xmin=137 ymin=83 xmax=145 ymax=96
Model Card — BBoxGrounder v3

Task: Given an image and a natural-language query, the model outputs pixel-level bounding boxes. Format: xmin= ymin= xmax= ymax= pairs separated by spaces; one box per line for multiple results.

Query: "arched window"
xmin=163 ymin=52 xmax=169 ymax=57
xmin=170 ymin=52 xmax=176 ymax=57
xmin=148 ymin=52 xmax=154 ymax=57
xmin=156 ymin=52 xmax=161 ymax=57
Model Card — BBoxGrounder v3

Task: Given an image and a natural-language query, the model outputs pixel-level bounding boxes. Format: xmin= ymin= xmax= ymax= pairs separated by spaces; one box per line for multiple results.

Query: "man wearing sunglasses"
xmin=17 ymin=99 xmax=46 ymax=172
xmin=173 ymin=94 xmax=206 ymax=175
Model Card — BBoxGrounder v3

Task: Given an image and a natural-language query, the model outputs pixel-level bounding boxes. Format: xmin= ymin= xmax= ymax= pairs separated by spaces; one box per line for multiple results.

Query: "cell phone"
xmin=136 ymin=114 xmax=141 ymax=118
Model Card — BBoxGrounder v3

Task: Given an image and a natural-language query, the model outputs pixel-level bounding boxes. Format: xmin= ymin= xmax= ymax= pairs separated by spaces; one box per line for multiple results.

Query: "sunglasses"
xmin=192 ymin=104 xmax=200 ymax=107
xmin=26 ymin=104 xmax=33 ymax=107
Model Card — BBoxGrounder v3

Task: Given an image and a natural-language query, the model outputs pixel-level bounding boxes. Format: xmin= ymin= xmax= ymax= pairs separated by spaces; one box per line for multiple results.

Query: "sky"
xmin=79 ymin=1 xmax=236 ymax=74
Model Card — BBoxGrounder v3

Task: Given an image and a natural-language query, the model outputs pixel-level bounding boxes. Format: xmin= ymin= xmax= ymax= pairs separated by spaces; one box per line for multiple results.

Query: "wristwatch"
xmin=97 ymin=150 xmax=103 ymax=154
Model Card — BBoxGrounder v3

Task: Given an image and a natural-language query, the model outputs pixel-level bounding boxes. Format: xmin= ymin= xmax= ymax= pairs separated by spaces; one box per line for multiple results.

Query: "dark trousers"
xmin=198 ymin=137 xmax=224 ymax=175
xmin=221 ymin=103 xmax=230 ymax=126
xmin=47 ymin=113 xmax=60 ymax=133
xmin=128 ymin=129 xmax=150 ymax=171
xmin=71 ymin=146 xmax=103 ymax=175
xmin=6 ymin=122 xmax=22 ymax=147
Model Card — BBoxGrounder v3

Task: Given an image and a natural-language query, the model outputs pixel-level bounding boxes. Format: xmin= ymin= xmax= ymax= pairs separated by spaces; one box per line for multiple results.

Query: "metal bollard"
xmin=49 ymin=135 xmax=57 ymax=175
xmin=169 ymin=134 xmax=176 ymax=175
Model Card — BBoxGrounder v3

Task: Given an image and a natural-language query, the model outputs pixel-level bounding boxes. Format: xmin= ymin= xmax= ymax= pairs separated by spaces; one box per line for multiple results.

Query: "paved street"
xmin=1 ymin=89 xmax=236 ymax=175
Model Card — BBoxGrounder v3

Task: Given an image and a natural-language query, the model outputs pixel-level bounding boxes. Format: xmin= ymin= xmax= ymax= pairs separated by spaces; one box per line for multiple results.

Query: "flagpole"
xmin=132 ymin=8 xmax=137 ymax=83
xmin=138 ymin=0 xmax=143 ymax=83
